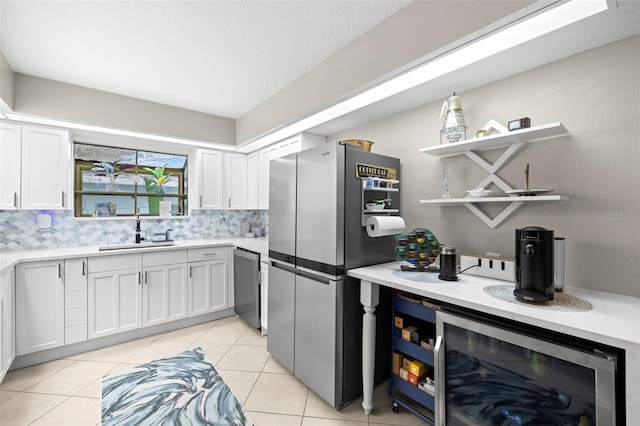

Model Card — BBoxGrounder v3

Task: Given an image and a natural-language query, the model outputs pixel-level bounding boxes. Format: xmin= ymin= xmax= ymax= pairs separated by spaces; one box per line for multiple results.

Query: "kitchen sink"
xmin=98 ymin=241 xmax=176 ymax=251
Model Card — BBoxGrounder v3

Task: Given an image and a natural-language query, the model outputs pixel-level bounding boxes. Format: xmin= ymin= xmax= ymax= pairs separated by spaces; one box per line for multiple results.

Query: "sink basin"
xmin=99 ymin=242 xmax=176 ymax=251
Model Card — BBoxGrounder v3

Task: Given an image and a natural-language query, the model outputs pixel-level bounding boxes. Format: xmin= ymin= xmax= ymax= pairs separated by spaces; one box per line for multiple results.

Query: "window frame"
xmin=73 ymin=144 xmax=188 ymax=218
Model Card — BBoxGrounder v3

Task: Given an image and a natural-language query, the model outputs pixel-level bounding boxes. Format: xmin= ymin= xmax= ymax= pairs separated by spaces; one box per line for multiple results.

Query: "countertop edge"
xmin=348 ymin=261 xmax=640 ymax=349
xmin=0 ymin=237 xmax=268 ymax=273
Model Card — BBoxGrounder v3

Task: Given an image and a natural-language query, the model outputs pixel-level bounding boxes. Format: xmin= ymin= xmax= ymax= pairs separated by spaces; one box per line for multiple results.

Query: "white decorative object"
xmin=159 ymin=201 xmax=171 ymax=217
xmin=467 ymin=188 xmax=492 ymax=198
xmin=37 ymin=213 xmax=52 ymax=230
xmin=420 ymin=121 xmax=570 ymax=228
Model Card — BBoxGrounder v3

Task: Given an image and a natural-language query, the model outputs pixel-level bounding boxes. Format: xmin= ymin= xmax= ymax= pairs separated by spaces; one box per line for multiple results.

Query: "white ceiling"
xmin=0 ymin=0 xmax=410 ymax=119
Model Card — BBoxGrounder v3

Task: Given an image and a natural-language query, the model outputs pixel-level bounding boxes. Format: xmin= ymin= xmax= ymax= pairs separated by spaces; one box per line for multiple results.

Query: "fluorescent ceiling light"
xmin=4 ymin=113 xmax=237 ymax=151
xmin=237 ymin=0 xmax=608 ymax=153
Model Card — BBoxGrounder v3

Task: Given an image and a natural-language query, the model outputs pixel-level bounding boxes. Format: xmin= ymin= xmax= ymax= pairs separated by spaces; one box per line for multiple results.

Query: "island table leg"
xmin=360 ymin=280 xmax=379 ymax=415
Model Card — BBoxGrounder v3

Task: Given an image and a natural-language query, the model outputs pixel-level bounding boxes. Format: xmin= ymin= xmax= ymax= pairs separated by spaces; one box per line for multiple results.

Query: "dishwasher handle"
xmin=234 ymin=248 xmax=260 ymax=262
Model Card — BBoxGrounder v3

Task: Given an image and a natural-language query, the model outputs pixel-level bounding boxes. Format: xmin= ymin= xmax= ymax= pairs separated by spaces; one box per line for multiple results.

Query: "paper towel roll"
xmin=366 ymin=216 xmax=405 ymax=238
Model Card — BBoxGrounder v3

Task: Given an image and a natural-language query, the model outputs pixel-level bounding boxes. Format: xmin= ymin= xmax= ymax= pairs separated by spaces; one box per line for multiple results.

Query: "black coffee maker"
xmin=515 ymin=226 xmax=554 ymax=302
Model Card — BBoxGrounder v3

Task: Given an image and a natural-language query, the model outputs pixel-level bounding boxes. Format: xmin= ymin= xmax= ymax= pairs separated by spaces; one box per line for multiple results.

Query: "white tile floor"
xmin=0 ymin=315 xmax=429 ymax=426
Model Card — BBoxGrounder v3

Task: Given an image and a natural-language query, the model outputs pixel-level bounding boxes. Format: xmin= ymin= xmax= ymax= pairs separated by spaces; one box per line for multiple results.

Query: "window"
xmin=74 ymin=143 xmax=188 ymax=217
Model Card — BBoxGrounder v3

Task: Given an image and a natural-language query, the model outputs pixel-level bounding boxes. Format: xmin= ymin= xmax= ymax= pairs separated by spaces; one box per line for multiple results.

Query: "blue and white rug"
xmin=101 ymin=347 xmax=254 ymax=426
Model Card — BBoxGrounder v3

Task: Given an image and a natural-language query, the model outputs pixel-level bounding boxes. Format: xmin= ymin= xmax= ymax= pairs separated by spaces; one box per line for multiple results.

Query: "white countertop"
xmin=348 ymin=261 xmax=640 ymax=349
xmin=0 ymin=237 xmax=268 ymax=273
xmin=350 ymin=262 xmax=640 ymax=421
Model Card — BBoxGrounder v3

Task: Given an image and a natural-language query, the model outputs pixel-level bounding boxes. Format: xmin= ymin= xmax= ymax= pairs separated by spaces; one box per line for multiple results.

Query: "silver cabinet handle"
xmin=200 ymin=195 xmax=202 ymax=208
xmin=138 ymin=271 xmax=141 ymax=285
xmin=58 ymin=263 xmax=62 ymax=279
xmin=82 ymin=260 xmax=86 ymax=276
xmin=144 ymin=270 xmax=148 ymax=284
xmin=61 ymin=191 xmax=65 ymax=207
xmin=13 ymin=192 xmax=18 ymax=208
xmin=189 ymin=266 xmax=192 ymax=278
xmin=203 ymin=253 xmax=217 ymax=257
xmin=228 ymin=197 xmax=231 ymax=208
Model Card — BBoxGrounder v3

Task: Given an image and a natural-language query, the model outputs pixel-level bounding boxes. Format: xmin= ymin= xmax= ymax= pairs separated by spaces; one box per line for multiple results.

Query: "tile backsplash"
xmin=0 ymin=209 xmax=268 ymax=251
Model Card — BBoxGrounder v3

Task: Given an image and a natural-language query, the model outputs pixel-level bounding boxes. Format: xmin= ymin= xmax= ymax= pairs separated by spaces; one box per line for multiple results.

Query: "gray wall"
xmin=12 ymin=74 xmax=236 ymax=146
xmin=329 ymin=35 xmax=640 ymax=298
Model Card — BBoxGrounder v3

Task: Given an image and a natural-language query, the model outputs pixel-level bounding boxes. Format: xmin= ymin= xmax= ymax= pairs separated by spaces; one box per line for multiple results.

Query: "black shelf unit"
xmin=388 ymin=292 xmax=438 ymax=424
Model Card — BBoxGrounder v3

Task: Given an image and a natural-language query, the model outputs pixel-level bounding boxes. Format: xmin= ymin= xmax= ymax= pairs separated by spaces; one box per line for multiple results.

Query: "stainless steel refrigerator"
xmin=268 ymin=141 xmax=400 ymax=408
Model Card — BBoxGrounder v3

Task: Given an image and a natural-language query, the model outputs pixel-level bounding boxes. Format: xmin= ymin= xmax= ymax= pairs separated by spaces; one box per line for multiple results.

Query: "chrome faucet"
xmin=135 ymin=210 xmax=145 ymax=243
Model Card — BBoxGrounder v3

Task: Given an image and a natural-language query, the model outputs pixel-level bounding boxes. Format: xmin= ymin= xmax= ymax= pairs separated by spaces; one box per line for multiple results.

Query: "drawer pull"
xmin=203 ymin=253 xmax=217 ymax=256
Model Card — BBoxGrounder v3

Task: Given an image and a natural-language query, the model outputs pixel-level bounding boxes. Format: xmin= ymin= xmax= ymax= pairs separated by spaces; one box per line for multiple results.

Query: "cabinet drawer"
xmin=143 ymin=249 xmax=187 ymax=267
xmin=65 ymin=276 xmax=87 ymax=293
xmin=65 ymin=258 xmax=86 ymax=276
xmin=65 ymin=324 xmax=87 ymax=344
xmin=89 ymin=253 xmax=142 ymax=273
xmin=65 ymin=307 xmax=87 ymax=327
xmin=65 ymin=291 xmax=87 ymax=310
xmin=188 ymin=246 xmax=230 ymax=262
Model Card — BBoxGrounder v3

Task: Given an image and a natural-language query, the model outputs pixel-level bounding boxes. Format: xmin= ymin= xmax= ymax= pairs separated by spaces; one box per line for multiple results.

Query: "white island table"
xmin=347 ymin=261 xmax=640 ymax=420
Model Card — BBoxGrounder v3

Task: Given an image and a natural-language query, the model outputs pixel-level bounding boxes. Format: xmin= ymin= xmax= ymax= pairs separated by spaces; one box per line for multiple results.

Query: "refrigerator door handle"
xmin=296 ymin=269 xmax=332 ymax=285
xmin=270 ymin=261 xmax=297 ymax=275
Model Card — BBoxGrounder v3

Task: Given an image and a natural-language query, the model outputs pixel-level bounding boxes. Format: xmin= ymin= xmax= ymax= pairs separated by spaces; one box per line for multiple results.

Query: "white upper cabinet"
xmin=21 ymin=125 xmax=71 ymax=210
xmin=226 ymin=153 xmax=248 ymax=209
xmin=199 ymin=150 xmax=225 ymax=209
xmin=198 ymin=150 xmax=250 ymax=210
xmin=247 ymin=152 xmax=259 ymax=209
xmin=0 ymin=122 xmax=21 ymax=210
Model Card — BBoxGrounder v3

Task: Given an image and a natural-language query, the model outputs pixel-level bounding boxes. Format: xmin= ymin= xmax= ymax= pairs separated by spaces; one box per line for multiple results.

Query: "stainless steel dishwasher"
xmin=233 ymin=248 xmax=261 ymax=329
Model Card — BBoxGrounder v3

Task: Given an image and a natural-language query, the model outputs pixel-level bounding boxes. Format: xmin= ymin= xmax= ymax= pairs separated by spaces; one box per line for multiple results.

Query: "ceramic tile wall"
xmin=0 ymin=209 xmax=268 ymax=251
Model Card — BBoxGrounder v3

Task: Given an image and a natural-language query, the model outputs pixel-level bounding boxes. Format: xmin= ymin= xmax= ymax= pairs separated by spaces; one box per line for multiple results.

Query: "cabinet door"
xmin=226 ymin=153 xmax=248 ymax=209
xmin=199 ymin=150 xmax=225 ymax=209
xmin=20 ymin=125 xmax=71 ymax=210
xmin=0 ymin=269 xmax=16 ymax=382
xmin=188 ymin=259 xmax=229 ymax=317
xmin=247 ymin=152 xmax=258 ymax=209
xmin=0 ymin=122 xmax=21 ymax=210
xmin=16 ymin=261 xmax=65 ymax=355
xmin=64 ymin=258 xmax=88 ymax=345
xmin=88 ymin=268 xmax=142 ymax=339
xmin=143 ymin=264 xmax=188 ymax=327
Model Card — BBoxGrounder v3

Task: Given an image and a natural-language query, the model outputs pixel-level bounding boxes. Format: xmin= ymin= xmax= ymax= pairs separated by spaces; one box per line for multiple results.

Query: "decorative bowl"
xmin=467 ymin=188 xmax=492 ymax=198
xmin=365 ymin=202 xmax=385 ymax=211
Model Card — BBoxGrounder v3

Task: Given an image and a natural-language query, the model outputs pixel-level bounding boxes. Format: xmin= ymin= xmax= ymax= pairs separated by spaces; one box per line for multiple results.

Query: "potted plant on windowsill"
xmin=143 ymin=164 xmax=173 ymax=215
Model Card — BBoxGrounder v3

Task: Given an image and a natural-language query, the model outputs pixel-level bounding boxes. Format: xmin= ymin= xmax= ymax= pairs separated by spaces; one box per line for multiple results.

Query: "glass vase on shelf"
xmin=441 ymin=164 xmax=452 ymax=199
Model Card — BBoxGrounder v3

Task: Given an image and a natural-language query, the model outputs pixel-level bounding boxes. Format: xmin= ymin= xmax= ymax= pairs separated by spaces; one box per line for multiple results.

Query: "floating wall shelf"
xmin=419 ymin=120 xmax=570 ymax=228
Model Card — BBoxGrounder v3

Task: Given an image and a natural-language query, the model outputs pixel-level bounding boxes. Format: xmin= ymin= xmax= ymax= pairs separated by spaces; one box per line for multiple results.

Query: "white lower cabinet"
xmin=1 ymin=268 xmax=16 ymax=382
xmin=88 ymin=254 xmax=143 ymax=339
xmin=64 ymin=258 xmax=88 ymax=344
xmin=16 ymin=261 xmax=65 ymax=355
xmin=142 ymin=250 xmax=188 ymax=327
xmin=187 ymin=247 xmax=230 ymax=317
xmin=88 ymin=268 xmax=142 ymax=339
xmin=88 ymin=250 xmax=190 ymax=338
